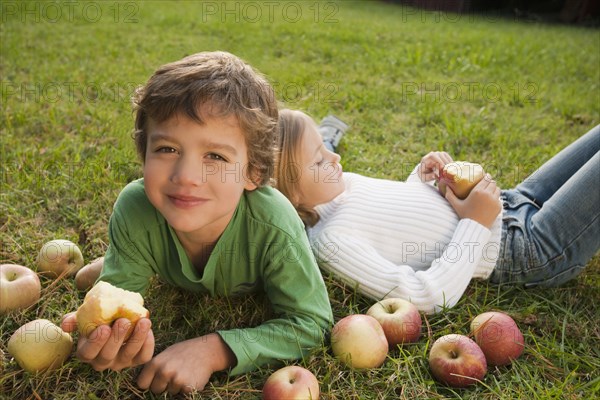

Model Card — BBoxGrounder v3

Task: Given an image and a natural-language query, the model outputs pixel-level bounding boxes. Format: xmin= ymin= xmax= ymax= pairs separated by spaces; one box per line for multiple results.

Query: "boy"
xmin=61 ymin=51 xmax=333 ymax=395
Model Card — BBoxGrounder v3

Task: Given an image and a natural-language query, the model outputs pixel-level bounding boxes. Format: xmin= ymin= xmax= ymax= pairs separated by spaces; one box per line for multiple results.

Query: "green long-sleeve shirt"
xmin=99 ymin=179 xmax=333 ymax=375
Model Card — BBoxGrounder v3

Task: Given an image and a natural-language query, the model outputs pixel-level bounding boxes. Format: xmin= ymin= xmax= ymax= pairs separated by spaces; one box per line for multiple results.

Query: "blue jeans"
xmin=489 ymin=125 xmax=600 ymax=287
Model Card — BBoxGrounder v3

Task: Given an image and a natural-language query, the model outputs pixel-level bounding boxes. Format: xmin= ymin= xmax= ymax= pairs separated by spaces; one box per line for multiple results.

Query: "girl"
xmin=274 ymin=109 xmax=599 ymax=313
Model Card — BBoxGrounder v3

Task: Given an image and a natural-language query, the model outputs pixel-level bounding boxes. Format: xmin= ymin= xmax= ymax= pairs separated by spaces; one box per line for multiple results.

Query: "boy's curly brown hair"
xmin=132 ymin=51 xmax=278 ymax=187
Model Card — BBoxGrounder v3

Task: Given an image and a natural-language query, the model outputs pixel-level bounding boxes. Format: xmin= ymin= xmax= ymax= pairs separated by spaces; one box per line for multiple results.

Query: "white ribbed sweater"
xmin=307 ymin=172 xmax=503 ymax=314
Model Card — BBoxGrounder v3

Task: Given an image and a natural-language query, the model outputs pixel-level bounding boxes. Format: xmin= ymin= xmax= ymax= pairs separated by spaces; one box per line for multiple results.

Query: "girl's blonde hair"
xmin=274 ymin=109 xmax=320 ymax=227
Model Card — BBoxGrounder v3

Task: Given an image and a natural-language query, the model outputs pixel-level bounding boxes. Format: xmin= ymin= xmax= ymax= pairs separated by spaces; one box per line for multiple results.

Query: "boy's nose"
xmin=170 ymin=158 xmax=205 ymax=186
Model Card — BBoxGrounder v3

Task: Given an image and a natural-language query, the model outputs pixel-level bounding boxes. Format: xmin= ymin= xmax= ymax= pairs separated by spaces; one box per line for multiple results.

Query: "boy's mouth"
xmin=167 ymin=194 xmax=208 ymax=208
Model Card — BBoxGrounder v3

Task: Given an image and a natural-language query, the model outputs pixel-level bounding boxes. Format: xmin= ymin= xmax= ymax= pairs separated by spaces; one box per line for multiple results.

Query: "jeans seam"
xmin=534 ymin=211 xmax=600 ymax=269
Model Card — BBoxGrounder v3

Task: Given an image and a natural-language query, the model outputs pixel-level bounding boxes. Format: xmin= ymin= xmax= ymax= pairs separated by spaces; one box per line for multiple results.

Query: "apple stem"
xmin=450 ymin=350 xmax=458 ymax=359
xmin=8 ymin=272 xmax=18 ymax=282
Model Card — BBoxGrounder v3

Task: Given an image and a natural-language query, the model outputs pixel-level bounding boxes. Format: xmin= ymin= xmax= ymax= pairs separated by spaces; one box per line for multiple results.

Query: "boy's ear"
xmin=243 ymin=166 xmax=260 ymax=191
xmin=244 ymin=180 xmax=258 ymax=191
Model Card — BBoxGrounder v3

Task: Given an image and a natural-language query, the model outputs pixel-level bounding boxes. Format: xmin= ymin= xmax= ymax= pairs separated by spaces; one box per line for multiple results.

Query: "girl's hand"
xmin=417 ymin=151 xmax=453 ymax=183
xmin=445 ymin=174 xmax=502 ymax=228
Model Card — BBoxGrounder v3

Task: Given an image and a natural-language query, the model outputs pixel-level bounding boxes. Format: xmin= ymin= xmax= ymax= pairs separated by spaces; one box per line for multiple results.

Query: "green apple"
xmin=37 ymin=239 xmax=84 ymax=278
xmin=7 ymin=319 xmax=73 ymax=373
xmin=0 ymin=264 xmax=41 ymax=314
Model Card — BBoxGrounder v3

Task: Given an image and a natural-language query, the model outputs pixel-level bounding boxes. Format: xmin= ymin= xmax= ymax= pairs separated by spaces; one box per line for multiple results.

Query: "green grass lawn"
xmin=1 ymin=1 xmax=599 ymax=399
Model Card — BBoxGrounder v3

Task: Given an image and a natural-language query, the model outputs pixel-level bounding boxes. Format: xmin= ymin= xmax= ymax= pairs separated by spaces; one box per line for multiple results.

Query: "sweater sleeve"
xmin=217 ymin=231 xmax=333 ymax=375
xmin=312 ymin=218 xmax=491 ymax=314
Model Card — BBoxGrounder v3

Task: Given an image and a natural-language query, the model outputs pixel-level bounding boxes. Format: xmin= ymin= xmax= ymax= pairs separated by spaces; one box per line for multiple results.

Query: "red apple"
xmin=0 ymin=264 xmax=41 ymax=314
xmin=428 ymin=334 xmax=487 ymax=388
xmin=331 ymin=314 xmax=388 ymax=369
xmin=366 ymin=298 xmax=422 ymax=346
xmin=438 ymin=161 xmax=485 ymax=199
xmin=37 ymin=239 xmax=84 ymax=278
xmin=262 ymin=365 xmax=320 ymax=400
xmin=470 ymin=311 xmax=524 ymax=366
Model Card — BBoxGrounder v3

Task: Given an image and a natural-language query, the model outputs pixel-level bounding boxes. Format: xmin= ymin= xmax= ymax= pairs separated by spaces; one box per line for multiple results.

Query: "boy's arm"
xmin=97 ymin=205 xmax=157 ymax=294
xmin=63 ymin=183 xmax=157 ymax=371
xmin=217 ymin=232 xmax=333 ymax=375
xmin=132 ymin=231 xmax=332 ymax=394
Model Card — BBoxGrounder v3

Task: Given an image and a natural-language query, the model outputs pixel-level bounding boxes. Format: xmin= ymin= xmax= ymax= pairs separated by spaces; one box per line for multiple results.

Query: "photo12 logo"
xmin=1 ymin=1 xmax=139 ymax=23
xmin=1 ymin=81 xmax=139 ymax=104
xmin=272 ymin=81 xmax=338 ymax=104
xmin=400 ymin=82 xmax=538 ymax=104
xmin=199 ymin=1 xmax=339 ymax=23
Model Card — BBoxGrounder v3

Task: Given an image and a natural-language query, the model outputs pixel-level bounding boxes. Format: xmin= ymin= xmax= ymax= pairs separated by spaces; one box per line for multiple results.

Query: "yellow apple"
xmin=76 ymin=281 xmax=149 ymax=340
xmin=438 ymin=161 xmax=485 ymax=199
xmin=7 ymin=319 xmax=73 ymax=373
xmin=75 ymin=257 xmax=104 ymax=291
xmin=331 ymin=314 xmax=388 ymax=369
xmin=0 ymin=264 xmax=41 ymax=314
xmin=37 ymin=239 xmax=84 ymax=278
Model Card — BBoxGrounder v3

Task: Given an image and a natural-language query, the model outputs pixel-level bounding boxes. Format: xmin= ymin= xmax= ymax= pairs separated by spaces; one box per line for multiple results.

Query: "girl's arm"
xmin=312 ymin=220 xmax=493 ymax=314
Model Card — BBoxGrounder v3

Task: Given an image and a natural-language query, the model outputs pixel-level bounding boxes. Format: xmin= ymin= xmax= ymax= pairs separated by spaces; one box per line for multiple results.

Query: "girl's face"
xmin=295 ymin=117 xmax=345 ymax=208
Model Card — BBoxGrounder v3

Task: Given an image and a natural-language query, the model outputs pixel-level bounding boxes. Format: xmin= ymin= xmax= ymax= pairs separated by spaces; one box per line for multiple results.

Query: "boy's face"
xmin=144 ymin=113 xmax=256 ymax=244
xmin=296 ymin=117 xmax=345 ymax=208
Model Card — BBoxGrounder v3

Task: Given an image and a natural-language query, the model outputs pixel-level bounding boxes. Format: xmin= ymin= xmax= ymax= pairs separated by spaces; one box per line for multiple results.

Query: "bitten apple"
xmin=0 ymin=264 xmax=41 ymax=314
xmin=7 ymin=319 xmax=73 ymax=373
xmin=331 ymin=314 xmax=388 ymax=369
xmin=75 ymin=281 xmax=149 ymax=340
xmin=428 ymin=334 xmax=487 ymax=388
xmin=262 ymin=365 xmax=320 ymax=400
xmin=438 ymin=161 xmax=485 ymax=199
xmin=366 ymin=298 xmax=422 ymax=346
xmin=75 ymin=257 xmax=104 ymax=291
xmin=470 ymin=311 xmax=524 ymax=366
xmin=37 ymin=239 xmax=84 ymax=278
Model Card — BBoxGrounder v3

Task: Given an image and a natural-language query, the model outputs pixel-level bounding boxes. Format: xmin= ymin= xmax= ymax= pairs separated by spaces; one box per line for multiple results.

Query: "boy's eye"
xmin=207 ymin=153 xmax=227 ymax=162
xmin=156 ymin=146 xmax=177 ymax=154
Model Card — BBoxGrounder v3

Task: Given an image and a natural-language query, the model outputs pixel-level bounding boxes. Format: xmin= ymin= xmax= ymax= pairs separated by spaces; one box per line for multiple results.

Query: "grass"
xmin=1 ymin=0 xmax=599 ymax=399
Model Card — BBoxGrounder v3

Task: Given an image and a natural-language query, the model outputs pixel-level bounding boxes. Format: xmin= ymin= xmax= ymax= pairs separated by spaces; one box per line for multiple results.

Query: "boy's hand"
xmin=445 ymin=173 xmax=502 ymax=228
xmin=61 ymin=312 xmax=154 ymax=372
xmin=417 ymin=151 xmax=454 ymax=182
xmin=137 ymin=333 xmax=236 ymax=395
